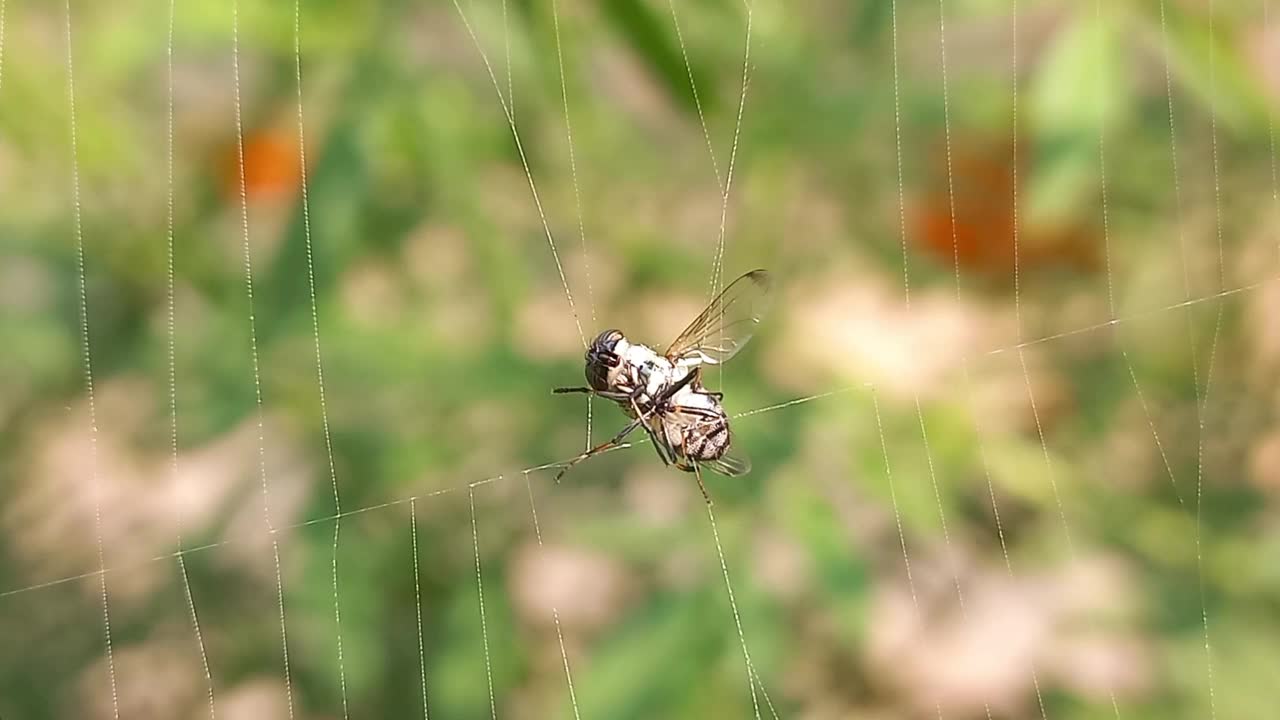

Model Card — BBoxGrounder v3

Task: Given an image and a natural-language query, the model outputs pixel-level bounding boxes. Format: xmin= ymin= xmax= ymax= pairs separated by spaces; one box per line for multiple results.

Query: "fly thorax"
xmin=643 ymin=364 xmax=674 ymax=398
xmin=675 ymin=387 xmax=719 ymax=412
xmin=645 ymin=356 xmax=675 ymax=399
xmin=620 ymin=344 xmax=667 ymax=397
xmin=622 ymin=343 xmax=661 ymax=368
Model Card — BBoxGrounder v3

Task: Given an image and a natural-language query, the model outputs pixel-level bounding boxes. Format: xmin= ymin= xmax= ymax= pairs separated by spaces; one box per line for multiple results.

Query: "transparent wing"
xmin=704 ymin=452 xmax=751 ymax=477
xmin=665 ymin=269 xmax=772 ymax=365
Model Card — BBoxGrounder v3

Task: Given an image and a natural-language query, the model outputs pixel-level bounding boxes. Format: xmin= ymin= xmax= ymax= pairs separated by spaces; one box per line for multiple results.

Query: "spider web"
xmin=0 ymin=0 xmax=1275 ymax=718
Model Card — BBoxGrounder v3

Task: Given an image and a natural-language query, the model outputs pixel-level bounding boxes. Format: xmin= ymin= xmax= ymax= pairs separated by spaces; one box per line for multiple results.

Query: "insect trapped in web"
xmin=553 ymin=269 xmax=773 ymax=502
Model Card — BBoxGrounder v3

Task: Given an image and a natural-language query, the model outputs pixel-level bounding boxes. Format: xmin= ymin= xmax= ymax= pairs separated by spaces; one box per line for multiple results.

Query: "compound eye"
xmin=585 ymin=356 xmax=614 ymax=392
xmin=584 ymin=329 xmax=625 ymax=391
xmin=592 ymin=329 xmax=624 ymax=353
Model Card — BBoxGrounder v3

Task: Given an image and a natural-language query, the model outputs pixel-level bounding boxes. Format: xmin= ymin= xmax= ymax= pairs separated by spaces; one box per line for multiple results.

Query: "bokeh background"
xmin=2 ymin=0 xmax=1279 ymax=718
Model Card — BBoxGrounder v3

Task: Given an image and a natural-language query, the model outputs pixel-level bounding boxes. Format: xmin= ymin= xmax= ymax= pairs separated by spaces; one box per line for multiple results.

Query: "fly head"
xmin=585 ymin=329 xmax=626 ymax=392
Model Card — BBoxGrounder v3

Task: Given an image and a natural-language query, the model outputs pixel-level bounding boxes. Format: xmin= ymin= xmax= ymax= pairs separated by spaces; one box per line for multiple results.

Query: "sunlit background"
xmin=2 ymin=0 xmax=1279 ymax=717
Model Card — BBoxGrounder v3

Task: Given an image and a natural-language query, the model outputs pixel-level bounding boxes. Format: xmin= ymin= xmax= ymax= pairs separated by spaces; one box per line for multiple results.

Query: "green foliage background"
xmin=1 ymin=0 xmax=1279 ymax=718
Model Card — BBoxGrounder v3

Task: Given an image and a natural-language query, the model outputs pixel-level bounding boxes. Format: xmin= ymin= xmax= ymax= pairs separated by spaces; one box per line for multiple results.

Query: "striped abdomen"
xmin=683 ymin=411 xmax=731 ymax=461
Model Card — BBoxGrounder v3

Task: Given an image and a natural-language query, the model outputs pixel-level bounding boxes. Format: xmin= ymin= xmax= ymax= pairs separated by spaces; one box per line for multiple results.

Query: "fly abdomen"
xmin=684 ymin=413 xmax=731 ymax=461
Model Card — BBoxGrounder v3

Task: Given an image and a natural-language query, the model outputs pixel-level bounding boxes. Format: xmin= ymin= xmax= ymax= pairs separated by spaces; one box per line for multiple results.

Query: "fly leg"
xmin=553 ymin=418 xmax=643 ymax=482
xmin=627 ymin=396 xmax=677 ymax=468
xmin=691 ymin=461 xmax=713 ymax=506
xmin=553 ymin=370 xmax=700 ymax=480
xmin=653 ymin=368 xmax=701 ymax=406
xmin=553 ymin=386 xmax=632 ymax=403
xmin=629 ymin=370 xmax=699 ymax=467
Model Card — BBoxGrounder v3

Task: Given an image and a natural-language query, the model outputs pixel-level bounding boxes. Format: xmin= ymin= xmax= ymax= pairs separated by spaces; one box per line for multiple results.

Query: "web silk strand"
xmin=232 ymin=0 xmax=295 ymax=713
xmin=64 ymin=1 xmax=120 ymax=715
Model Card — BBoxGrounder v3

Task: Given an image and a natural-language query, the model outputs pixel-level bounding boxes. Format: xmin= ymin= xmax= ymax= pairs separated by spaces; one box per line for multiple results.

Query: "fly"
xmin=552 ymin=269 xmax=772 ymax=502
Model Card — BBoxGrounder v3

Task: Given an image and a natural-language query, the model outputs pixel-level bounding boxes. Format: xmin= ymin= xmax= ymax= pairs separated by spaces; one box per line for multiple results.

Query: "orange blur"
xmin=908 ymin=136 xmax=1099 ymax=278
xmin=221 ymin=128 xmax=302 ymax=203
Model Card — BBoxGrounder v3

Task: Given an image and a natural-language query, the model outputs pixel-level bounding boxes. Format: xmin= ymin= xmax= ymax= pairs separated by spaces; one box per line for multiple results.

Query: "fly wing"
xmin=704 ymin=452 xmax=751 ymax=477
xmin=664 ymin=269 xmax=772 ymax=366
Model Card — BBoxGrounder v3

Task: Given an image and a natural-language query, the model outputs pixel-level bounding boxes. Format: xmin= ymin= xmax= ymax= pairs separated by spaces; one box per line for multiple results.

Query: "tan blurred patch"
xmin=624 ymin=464 xmax=692 ymax=527
xmin=429 ymin=290 xmax=495 ymax=350
xmin=404 ymin=223 xmax=496 ymax=347
xmin=1048 ymin=634 xmax=1151 ymax=701
xmin=341 ymin=259 xmax=408 ymax=329
xmin=509 ymin=542 xmax=632 ymax=633
xmin=9 ymin=378 xmax=171 ymax=603
xmin=5 ymin=376 xmax=312 ymax=606
xmin=208 ymin=199 xmax=292 ymax=278
xmin=656 ymin=543 xmax=705 ymax=593
xmin=586 ymin=43 xmax=680 ymax=133
xmin=1041 ymin=289 xmax=1111 ymax=353
xmin=480 ymin=165 xmax=537 ymax=241
xmin=1042 ymin=557 xmax=1152 ymax=698
xmin=588 ymin=178 xmax=724 ymax=260
xmin=1244 ymin=277 xmax=1280 ymax=385
xmin=666 ymin=184 xmax=738 ymax=254
xmin=563 ymin=245 xmax=622 ymax=323
xmin=1096 ymin=397 xmax=1167 ymax=494
xmin=777 ymin=166 xmax=850 ymax=258
xmin=967 ymin=350 xmax=1073 ymax=438
xmin=78 ymin=640 xmax=203 ymax=720
xmin=1249 ymin=22 xmax=1280 ymax=103
xmin=219 ymin=677 xmax=293 ymax=720
xmin=754 ymin=528 xmax=813 ymax=602
xmin=1249 ymin=431 xmax=1280 ymax=492
xmin=447 ymin=400 xmax=528 ymax=481
xmin=405 ymin=223 xmax=472 ymax=290
xmin=627 ymin=290 xmax=708 ymax=349
xmin=216 ymin=417 xmax=314 ymax=583
xmin=765 ymin=272 xmax=1005 ymax=400
xmin=404 ymin=4 xmax=486 ymax=72
xmin=515 ymin=290 xmax=587 ymax=360
xmin=866 ymin=551 xmax=1149 ymax=717
xmin=0 ymin=255 xmax=55 ymax=313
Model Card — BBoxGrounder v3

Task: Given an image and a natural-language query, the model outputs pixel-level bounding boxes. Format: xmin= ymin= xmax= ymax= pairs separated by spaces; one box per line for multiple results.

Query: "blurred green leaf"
xmin=1026 ymin=12 xmax=1127 ymax=227
xmin=598 ymin=0 xmax=718 ymax=117
xmin=1154 ymin=1 xmax=1274 ymax=136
